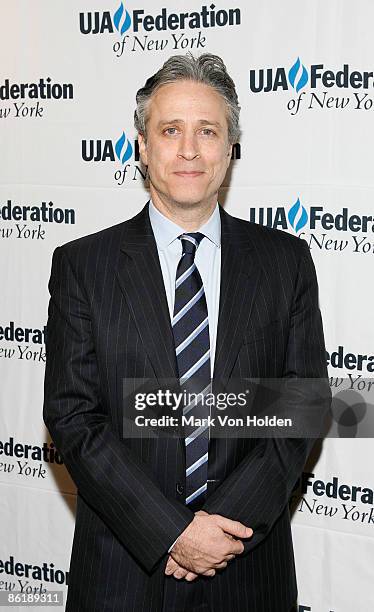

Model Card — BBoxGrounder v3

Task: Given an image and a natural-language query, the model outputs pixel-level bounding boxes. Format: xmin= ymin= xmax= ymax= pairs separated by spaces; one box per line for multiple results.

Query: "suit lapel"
xmin=115 ymin=203 xmax=179 ymax=382
xmin=213 ymin=207 xmax=262 ymax=388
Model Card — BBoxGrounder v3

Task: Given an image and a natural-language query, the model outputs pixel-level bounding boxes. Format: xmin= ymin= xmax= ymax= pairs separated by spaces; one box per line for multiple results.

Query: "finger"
xmin=215 ymin=515 xmax=253 ymax=539
xmin=184 ymin=572 xmax=198 ymax=582
xmin=214 ymin=515 xmax=253 ymax=539
xmin=165 ymin=558 xmax=179 ymax=575
xmin=165 ymin=558 xmax=177 ymax=572
xmin=222 ymin=536 xmax=245 ymax=556
xmin=229 ymin=540 xmax=245 ymax=555
xmin=173 ymin=568 xmax=189 ymax=580
xmin=214 ymin=561 xmax=228 ymax=570
xmin=202 ymin=569 xmax=216 ymax=577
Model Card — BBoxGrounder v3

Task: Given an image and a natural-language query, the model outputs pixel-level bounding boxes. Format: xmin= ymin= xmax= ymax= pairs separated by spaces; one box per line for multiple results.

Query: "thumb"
xmin=215 ymin=515 xmax=253 ymax=539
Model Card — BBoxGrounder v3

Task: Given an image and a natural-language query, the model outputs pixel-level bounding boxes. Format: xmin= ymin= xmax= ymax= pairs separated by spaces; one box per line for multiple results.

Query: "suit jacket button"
xmin=176 ymin=483 xmax=184 ymax=495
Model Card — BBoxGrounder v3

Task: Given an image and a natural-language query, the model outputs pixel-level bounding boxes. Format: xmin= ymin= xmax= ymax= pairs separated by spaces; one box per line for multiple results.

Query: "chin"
xmin=169 ymin=189 xmax=209 ymax=207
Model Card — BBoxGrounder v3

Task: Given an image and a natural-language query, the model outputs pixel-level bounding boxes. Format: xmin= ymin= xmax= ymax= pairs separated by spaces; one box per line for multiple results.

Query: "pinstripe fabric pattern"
xmin=43 ymin=201 xmax=330 ymax=612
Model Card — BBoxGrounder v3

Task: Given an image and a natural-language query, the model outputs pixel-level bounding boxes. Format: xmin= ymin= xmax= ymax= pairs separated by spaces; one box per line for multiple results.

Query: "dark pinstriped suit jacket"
xmin=43 ymin=202 xmax=329 ymax=612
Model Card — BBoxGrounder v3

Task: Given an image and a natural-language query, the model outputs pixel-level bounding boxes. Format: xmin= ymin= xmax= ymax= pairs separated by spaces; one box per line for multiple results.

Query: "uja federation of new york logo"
xmin=249 ymin=57 xmax=374 ymax=115
xmin=79 ymin=3 xmax=241 ymax=57
xmin=250 ymin=198 xmax=374 ymax=254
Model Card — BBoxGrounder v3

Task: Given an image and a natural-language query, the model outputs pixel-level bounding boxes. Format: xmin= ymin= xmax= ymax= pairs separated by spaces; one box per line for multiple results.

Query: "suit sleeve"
xmin=43 ymin=246 xmax=194 ymax=573
xmin=202 ymin=239 xmax=331 ymax=552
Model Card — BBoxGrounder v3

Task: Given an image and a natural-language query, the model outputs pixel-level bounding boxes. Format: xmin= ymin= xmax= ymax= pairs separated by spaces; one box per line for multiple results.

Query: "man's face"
xmin=138 ymin=80 xmax=232 ymax=209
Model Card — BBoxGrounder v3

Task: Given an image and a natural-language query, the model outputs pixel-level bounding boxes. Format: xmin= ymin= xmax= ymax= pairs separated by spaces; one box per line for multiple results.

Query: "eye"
xmin=200 ymin=128 xmax=216 ymax=136
xmin=163 ymin=127 xmax=179 ymax=135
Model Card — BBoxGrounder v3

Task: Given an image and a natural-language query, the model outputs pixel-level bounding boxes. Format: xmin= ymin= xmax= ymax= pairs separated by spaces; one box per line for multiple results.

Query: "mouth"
xmin=173 ymin=171 xmax=205 ymax=177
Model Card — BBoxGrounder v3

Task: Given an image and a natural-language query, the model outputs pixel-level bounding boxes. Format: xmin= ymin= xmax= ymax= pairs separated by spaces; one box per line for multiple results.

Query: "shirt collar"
xmin=148 ymin=199 xmax=221 ymax=251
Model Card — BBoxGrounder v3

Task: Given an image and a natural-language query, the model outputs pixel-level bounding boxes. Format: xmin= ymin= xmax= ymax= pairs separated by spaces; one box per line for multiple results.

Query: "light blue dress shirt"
xmin=148 ymin=199 xmax=221 ymax=378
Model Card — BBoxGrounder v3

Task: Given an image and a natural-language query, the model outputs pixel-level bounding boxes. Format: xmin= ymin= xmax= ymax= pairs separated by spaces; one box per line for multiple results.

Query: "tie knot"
xmin=179 ymin=232 xmax=205 ymax=258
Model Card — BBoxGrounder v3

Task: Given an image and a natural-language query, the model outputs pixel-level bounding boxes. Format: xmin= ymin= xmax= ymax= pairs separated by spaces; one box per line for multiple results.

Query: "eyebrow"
xmin=157 ymin=119 xmax=223 ymax=128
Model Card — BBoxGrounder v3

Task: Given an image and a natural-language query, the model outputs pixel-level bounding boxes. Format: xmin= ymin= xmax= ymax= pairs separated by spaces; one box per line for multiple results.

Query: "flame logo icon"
xmin=115 ymin=132 xmax=133 ymax=164
xmin=113 ymin=2 xmax=131 ymax=35
xmin=288 ymin=58 xmax=308 ymax=92
xmin=288 ymin=198 xmax=308 ymax=233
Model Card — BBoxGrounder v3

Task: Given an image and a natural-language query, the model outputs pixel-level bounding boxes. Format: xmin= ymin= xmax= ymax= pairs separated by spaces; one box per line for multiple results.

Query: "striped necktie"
xmin=172 ymin=232 xmax=210 ymax=511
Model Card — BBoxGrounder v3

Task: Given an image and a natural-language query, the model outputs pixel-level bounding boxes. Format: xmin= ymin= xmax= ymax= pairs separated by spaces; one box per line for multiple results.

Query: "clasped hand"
xmin=165 ymin=510 xmax=253 ymax=582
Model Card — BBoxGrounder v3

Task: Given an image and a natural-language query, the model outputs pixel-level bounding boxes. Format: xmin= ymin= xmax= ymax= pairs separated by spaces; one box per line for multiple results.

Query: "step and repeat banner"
xmin=1 ymin=2 xmax=373 ymax=610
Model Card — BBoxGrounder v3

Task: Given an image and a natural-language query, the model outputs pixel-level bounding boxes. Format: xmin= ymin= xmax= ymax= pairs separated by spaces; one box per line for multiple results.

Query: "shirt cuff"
xmin=167 ymin=535 xmax=180 ymax=553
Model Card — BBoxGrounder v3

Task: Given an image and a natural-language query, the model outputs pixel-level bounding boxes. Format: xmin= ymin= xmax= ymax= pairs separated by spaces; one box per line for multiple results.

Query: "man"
xmin=43 ymin=53 xmax=329 ymax=611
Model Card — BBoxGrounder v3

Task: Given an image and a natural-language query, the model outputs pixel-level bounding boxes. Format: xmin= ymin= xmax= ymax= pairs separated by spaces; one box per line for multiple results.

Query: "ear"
xmin=226 ymin=144 xmax=232 ymax=166
xmin=138 ymin=133 xmax=148 ymax=166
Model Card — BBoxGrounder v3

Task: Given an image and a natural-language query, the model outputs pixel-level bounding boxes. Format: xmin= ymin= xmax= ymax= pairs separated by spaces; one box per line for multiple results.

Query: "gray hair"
xmin=134 ymin=53 xmax=240 ymax=144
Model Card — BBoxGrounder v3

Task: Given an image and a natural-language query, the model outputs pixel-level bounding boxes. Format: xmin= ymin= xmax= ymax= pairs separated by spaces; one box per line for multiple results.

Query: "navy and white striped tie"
xmin=172 ymin=232 xmax=210 ymax=511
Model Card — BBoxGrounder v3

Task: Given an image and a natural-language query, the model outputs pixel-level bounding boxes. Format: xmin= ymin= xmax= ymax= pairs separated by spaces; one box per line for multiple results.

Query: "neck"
xmin=150 ymin=189 xmax=216 ymax=231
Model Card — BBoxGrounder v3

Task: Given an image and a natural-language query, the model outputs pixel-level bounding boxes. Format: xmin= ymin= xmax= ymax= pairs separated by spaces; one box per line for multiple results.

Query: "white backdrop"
xmin=1 ymin=2 xmax=373 ymax=610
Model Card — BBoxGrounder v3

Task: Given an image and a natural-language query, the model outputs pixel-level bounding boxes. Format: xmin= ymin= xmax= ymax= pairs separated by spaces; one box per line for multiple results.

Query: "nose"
xmin=177 ymin=131 xmax=200 ymax=161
